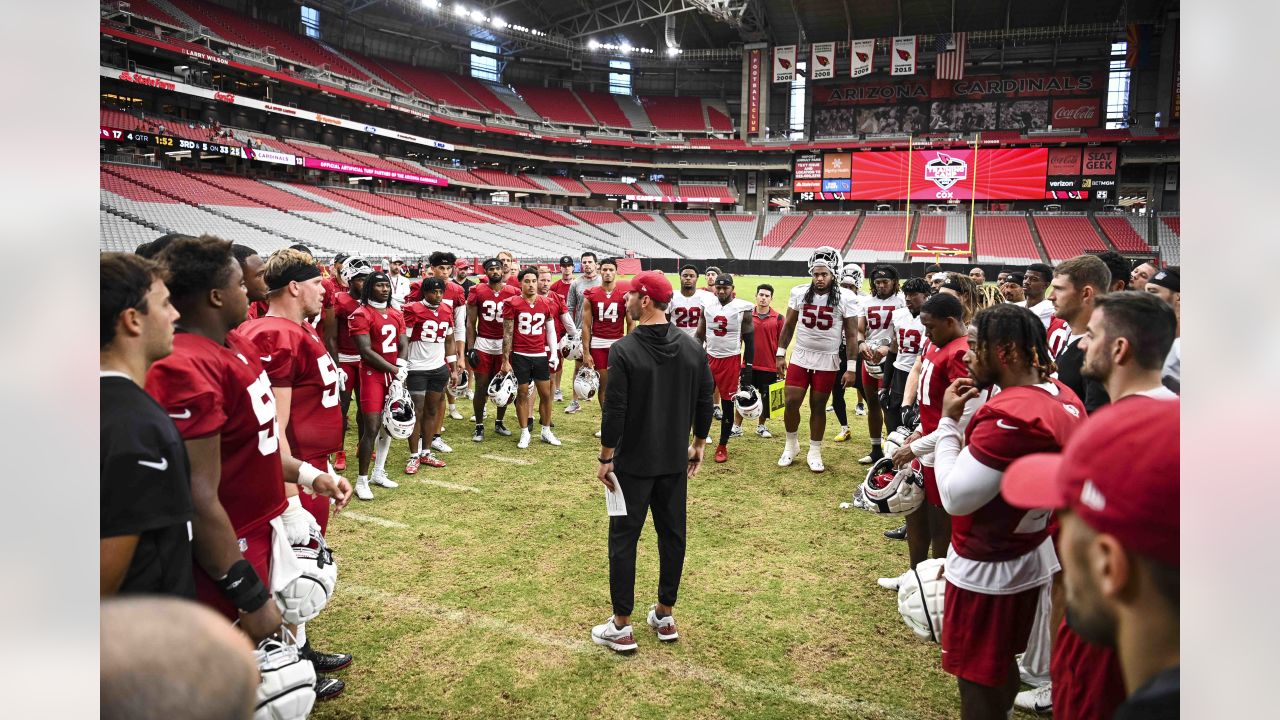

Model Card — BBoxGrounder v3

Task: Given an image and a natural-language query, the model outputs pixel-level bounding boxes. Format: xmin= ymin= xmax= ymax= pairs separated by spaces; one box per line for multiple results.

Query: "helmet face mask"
xmin=573 ymin=368 xmax=600 ymax=400
xmin=487 ymin=372 xmax=517 ymax=407
xmin=382 ymin=381 xmax=416 ymax=439
xmin=340 ymin=256 xmax=373 ymax=284
xmin=559 ymin=335 xmax=583 ymax=360
xmin=807 ymin=246 xmax=843 ymax=278
xmin=733 ymin=386 xmax=763 ymax=419
xmin=447 ymin=369 xmax=469 ymax=398
xmin=857 ymin=457 xmax=924 ymax=515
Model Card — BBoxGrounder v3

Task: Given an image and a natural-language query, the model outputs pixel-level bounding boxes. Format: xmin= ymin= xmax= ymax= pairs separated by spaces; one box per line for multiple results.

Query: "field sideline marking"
xmin=347 ymin=584 xmax=915 ymax=719
xmin=479 ymin=453 xmax=535 ymax=466
xmin=420 ymin=478 xmax=481 ymax=493
xmin=341 ymin=511 xmax=408 ymax=529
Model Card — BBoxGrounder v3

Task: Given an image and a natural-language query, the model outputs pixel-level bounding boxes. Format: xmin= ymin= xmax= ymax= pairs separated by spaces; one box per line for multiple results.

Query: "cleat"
xmin=855 ymin=402 xmax=867 ymax=416
xmin=472 ymin=425 xmax=484 ymax=442
xmin=714 ymin=444 xmax=728 ymax=463
xmin=594 ymin=430 xmax=602 ymax=438
xmin=449 ymin=407 xmax=463 ymax=420
xmin=1014 ymin=684 xmax=1053 ymax=715
xmin=431 ymin=436 xmax=453 ymax=453
xmin=494 ymin=422 xmax=512 ymax=437
xmin=884 ymin=523 xmax=908 ymax=540
xmin=554 ymin=389 xmax=564 ymax=402
xmin=314 ymin=675 xmax=344 ymax=701
xmin=354 ymin=478 xmax=373 ymax=501
xmin=421 ymin=453 xmax=446 ymax=468
xmin=833 ymin=428 xmax=851 ymax=442
xmin=300 ymin=642 xmax=352 ymax=674
xmin=729 ymin=426 xmax=743 ymax=439
xmin=807 ymin=449 xmax=825 ymax=473
xmin=756 ymin=426 xmax=772 ymax=438
xmin=370 ymin=469 xmax=399 ymax=488
xmin=564 ymin=400 xmax=582 ymax=414
xmin=517 ymin=429 xmax=531 ymax=449
xmin=541 ymin=427 xmax=562 ymax=446
xmin=333 ymin=451 xmax=346 ymax=471
xmin=778 ymin=446 xmax=799 ymax=467
xmin=713 ymin=406 xmax=723 ymax=421
xmin=404 ymin=456 xmax=421 ymax=475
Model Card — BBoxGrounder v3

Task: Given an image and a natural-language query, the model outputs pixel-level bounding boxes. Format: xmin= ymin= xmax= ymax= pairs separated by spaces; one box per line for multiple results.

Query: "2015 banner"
xmin=891 ymin=36 xmax=917 ymax=76
xmin=850 ymin=39 xmax=875 ymax=78
xmin=811 ymin=43 xmax=835 ymax=80
xmin=773 ymin=45 xmax=797 ymax=83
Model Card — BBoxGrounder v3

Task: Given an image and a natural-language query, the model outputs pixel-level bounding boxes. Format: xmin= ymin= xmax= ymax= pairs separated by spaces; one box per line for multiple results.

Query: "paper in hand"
xmin=604 ymin=472 xmax=627 ymax=517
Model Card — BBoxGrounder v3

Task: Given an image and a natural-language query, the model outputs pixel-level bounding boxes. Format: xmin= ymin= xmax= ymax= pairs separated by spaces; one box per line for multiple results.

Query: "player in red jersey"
xmin=931 ymin=303 xmax=1086 ymax=720
xmin=538 ymin=266 xmax=578 ymax=401
xmin=144 ymin=237 xmax=350 ymax=647
xmin=502 ymin=268 xmax=562 ymax=449
xmin=466 ymin=258 xmax=521 ymax=442
xmin=331 ymin=258 xmax=373 ymax=472
xmin=401 ymin=277 xmax=457 ymax=472
xmin=349 ymin=271 xmax=408 ymax=501
xmin=581 ymin=258 xmax=633 ymax=424
xmin=733 ymin=283 xmax=783 ymax=438
xmin=233 ymin=244 xmax=269 ymax=320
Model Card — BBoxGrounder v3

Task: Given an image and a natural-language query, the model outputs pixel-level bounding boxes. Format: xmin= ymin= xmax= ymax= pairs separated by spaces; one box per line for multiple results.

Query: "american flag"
xmin=935 ymin=32 xmax=966 ymax=80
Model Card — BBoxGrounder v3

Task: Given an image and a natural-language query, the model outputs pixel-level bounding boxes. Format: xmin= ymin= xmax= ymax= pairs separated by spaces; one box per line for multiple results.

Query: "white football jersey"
xmin=701 ymin=297 xmax=754 ymax=358
xmin=667 ymin=289 xmax=714 ymax=337
xmin=860 ymin=292 xmax=906 ymax=345
xmin=1029 ymin=298 xmax=1055 ymax=329
xmin=890 ymin=307 xmax=926 ymax=372
xmin=787 ymin=284 xmax=863 ymax=356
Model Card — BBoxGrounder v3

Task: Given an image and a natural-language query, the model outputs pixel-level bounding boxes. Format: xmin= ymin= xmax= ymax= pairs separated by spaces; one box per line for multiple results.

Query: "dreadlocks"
xmin=973 ymin=304 xmax=1056 ymax=381
xmin=943 ymin=272 xmax=980 ymax=323
xmin=976 ymin=283 xmax=1005 ymax=311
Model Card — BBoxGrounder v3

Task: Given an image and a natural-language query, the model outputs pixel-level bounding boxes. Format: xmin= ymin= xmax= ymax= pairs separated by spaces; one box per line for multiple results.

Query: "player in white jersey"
xmin=667 ymin=264 xmax=715 ymax=338
xmin=886 ymin=277 xmax=930 ymax=433
xmin=857 ymin=266 xmax=907 ymax=464
xmin=696 ymin=274 xmax=754 ymax=464
xmin=775 ymin=247 xmax=864 ymax=472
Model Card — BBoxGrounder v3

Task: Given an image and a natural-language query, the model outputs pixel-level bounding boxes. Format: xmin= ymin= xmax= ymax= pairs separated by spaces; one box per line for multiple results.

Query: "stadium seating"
xmin=760 ymin=213 xmax=807 ymax=248
xmin=449 ymin=76 xmax=515 ymax=116
xmin=666 ymin=214 xmax=726 ymax=259
xmin=101 ymin=209 xmax=160 ymax=253
xmin=618 ymin=212 xmax=684 ymax=255
xmin=582 ymin=179 xmax=641 ymax=196
xmin=973 ymin=214 xmax=1042 ymax=265
xmin=367 ymin=60 xmax=490 ymax=113
xmin=576 ymin=91 xmax=632 ymax=128
xmin=1095 ymin=213 xmax=1155 ymax=254
xmin=1033 ymin=214 xmax=1109 ymax=262
xmin=571 ymin=210 xmax=674 ymax=258
xmin=915 ymin=214 xmax=971 ymax=253
xmin=716 ymin=214 xmax=760 ymax=259
xmin=846 ymin=214 xmax=908 ymax=263
xmin=706 ymin=104 xmax=734 ymax=133
xmin=469 ymin=168 xmax=540 ymax=190
xmin=1157 ymin=214 xmax=1180 ymax=266
xmin=679 ymin=183 xmax=737 ymax=203
xmin=514 ymin=85 xmax=595 ymax=126
xmin=119 ymin=0 xmax=183 ymax=27
xmin=778 ymin=213 xmax=860 ymax=261
xmin=637 ymin=96 xmax=707 ymax=131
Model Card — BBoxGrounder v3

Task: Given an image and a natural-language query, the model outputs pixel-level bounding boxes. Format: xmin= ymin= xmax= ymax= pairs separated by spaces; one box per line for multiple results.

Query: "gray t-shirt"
xmin=566 ymin=274 xmax=603 ymax=327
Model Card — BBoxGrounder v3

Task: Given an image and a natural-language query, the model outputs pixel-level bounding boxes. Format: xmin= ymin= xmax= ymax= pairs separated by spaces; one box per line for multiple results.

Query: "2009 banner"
xmin=795 ymin=148 xmax=1049 ymax=200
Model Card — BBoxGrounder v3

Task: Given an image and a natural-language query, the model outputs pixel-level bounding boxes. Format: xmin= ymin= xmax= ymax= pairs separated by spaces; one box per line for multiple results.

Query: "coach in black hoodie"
xmin=592 ymin=271 xmax=714 ymax=651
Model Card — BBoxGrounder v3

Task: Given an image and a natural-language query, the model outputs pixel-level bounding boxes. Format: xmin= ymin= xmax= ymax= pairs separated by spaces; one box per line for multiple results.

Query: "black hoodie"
xmin=601 ymin=322 xmax=714 ymax=477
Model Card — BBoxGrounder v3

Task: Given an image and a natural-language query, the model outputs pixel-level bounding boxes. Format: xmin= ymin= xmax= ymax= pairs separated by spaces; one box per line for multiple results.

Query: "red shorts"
xmin=1051 ymin=618 xmax=1127 ymax=720
xmin=921 ymin=464 xmax=942 ymax=507
xmin=941 ymin=581 xmax=1041 ymax=687
xmin=473 ymin=349 xmax=505 ymax=377
xmin=359 ymin=367 xmax=390 ymax=413
xmin=860 ymin=362 xmax=884 ymax=390
xmin=590 ymin=346 xmax=612 ymax=370
xmin=785 ymin=362 xmax=838 ymax=394
xmin=299 ymin=455 xmax=332 ymax=535
xmin=340 ymin=360 xmax=361 ymax=395
xmin=708 ymin=355 xmax=741 ymax=399
xmin=194 ymin=521 xmax=273 ymax=622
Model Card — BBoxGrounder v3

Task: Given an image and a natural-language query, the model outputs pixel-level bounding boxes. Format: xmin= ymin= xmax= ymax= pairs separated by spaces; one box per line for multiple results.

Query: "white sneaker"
xmin=713 ymin=406 xmax=723 ymax=420
xmin=778 ymin=444 xmax=799 ymax=467
xmin=449 ymin=406 xmax=463 ymax=420
xmin=431 ymin=436 xmax=453 ymax=453
xmin=807 ymin=449 xmax=825 ymax=473
xmin=565 ymin=400 xmax=581 ymax=414
xmin=594 ymin=430 xmax=602 ymax=438
xmin=877 ymin=571 xmax=907 ymax=591
xmin=517 ymin=429 xmax=531 ymax=449
xmin=541 ymin=427 xmax=561 ymax=446
xmin=354 ymin=478 xmax=374 ymax=501
xmin=554 ymin=389 xmax=564 ymax=402
xmin=591 ymin=617 xmax=637 ymax=653
xmin=729 ymin=426 xmax=742 ymax=438
xmin=756 ymin=426 xmax=772 ymax=438
xmin=370 ymin=469 xmax=399 ymax=488
xmin=1014 ymin=684 xmax=1053 ymax=715
xmin=469 ymin=414 xmax=477 ymax=423
xmin=646 ymin=604 xmax=679 ymax=641
xmin=854 ymin=402 xmax=867 ymax=416
xmin=466 ymin=389 xmax=474 ymax=400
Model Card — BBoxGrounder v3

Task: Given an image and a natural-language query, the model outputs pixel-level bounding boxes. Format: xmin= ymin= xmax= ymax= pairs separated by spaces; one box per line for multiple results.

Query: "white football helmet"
xmin=447 ymin=369 xmax=470 ymax=398
xmin=857 ymin=457 xmax=925 ymax=515
xmin=339 ymin=256 xmax=372 ymax=284
xmin=733 ymin=385 xmax=763 ymax=420
xmin=898 ymin=558 xmax=946 ymax=643
xmin=487 ymin=372 xmax=517 ymax=407
xmin=253 ymin=632 xmax=316 ymax=720
xmin=382 ymin=380 xmax=415 ymax=439
xmin=840 ymin=264 xmax=864 ymax=292
xmin=276 ymin=529 xmax=338 ymax=625
xmin=807 ymin=246 xmax=842 ymax=278
xmin=559 ymin=334 xmax=583 ymax=360
xmin=864 ymin=338 xmax=892 ymax=379
xmin=573 ymin=367 xmax=600 ymax=401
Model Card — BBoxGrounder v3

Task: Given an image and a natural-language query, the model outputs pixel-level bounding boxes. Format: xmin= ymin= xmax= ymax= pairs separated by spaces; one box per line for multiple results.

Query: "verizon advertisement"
xmin=301 ymin=158 xmax=448 ymax=186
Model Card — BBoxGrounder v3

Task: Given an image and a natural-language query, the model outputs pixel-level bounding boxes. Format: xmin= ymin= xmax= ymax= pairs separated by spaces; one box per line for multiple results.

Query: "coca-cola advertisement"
xmin=998 ymin=100 xmax=1049 ymax=132
xmin=1050 ymin=98 xmax=1101 ymax=128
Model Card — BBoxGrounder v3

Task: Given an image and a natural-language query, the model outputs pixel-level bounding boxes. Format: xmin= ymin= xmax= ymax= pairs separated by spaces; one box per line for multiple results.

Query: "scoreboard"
xmin=793 ymin=147 xmax=1117 ymax=201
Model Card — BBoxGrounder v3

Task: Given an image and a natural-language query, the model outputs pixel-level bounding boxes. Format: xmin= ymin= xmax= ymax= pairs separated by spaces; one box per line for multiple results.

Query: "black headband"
xmin=941 ymin=277 xmax=967 ymax=295
xmin=266 ymin=263 xmax=322 ymax=292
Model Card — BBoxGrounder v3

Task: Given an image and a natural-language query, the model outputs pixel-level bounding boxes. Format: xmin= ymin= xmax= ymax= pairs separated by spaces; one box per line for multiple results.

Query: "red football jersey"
xmin=955 ymin=380 xmax=1085 ymax=562
xmin=402 ymin=301 xmax=456 ymax=370
xmin=751 ymin=309 xmax=784 ymax=372
xmin=1046 ymin=317 xmax=1071 ymax=358
xmin=550 ymin=278 xmax=572 ymax=302
xmin=505 ymin=275 xmax=521 ymax=288
xmin=321 ymin=276 xmax=340 ymax=310
xmin=918 ymin=335 xmax=971 ymax=435
xmin=333 ymin=291 xmax=362 ymax=356
xmin=503 ymin=294 xmax=555 ymax=355
xmin=247 ymin=300 xmax=269 ymax=321
xmin=583 ymin=282 xmax=629 ymax=341
xmin=542 ymin=291 xmax=569 ymax=337
xmin=235 ymin=317 xmax=343 ymax=460
xmin=467 ymin=282 xmax=519 ymax=340
xmin=144 ymin=332 xmax=287 ymax=535
xmin=347 ymin=305 xmax=406 ymax=367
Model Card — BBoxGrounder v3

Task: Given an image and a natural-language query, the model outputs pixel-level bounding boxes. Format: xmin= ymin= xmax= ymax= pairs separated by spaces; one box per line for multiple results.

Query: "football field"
xmin=312 ymin=274 xmax=962 ymax=719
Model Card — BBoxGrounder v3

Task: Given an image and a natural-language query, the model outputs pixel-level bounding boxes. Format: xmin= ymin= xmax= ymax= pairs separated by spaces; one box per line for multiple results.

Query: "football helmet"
xmin=839 ymin=264 xmax=864 ymax=291
xmin=898 ymin=558 xmax=946 ymax=642
xmin=339 ymin=256 xmax=373 ymax=284
xmin=276 ymin=529 xmax=338 ymax=625
xmin=253 ymin=630 xmax=316 ymax=720
xmin=807 ymin=246 xmax=842 ymax=278
xmin=382 ymin=380 xmax=415 ymax=439
xmin=733 ymin=385 xmax=763 ymax=420
xmin=487 ymin=372 xmax=517 ymax=407
xmin=864 ymin=338 xmax=892 ymax=379
xmin=883 ymin=426 xmax=914 ymax=457
xmin=858 ymin=457 xmax=925 ymax=515
xmin=559 ymin=334 xmax=583 ymax=360
xmin=573 ymin=368 xmax=600 ymax=401
xmin=447 ymin=369 xmax=469 ymax=398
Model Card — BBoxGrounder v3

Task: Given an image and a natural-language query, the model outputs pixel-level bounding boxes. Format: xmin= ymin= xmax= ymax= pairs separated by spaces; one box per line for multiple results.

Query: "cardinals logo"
xmin=778 ymin=57 xmax=792 ymax=69
xmin=816 ymin=54 xmax=830 ymax=66
xmin=923 ymin=153 xmax=967 ymax=190
xmin=896 ymin=48 xmax=912 ymax=61
xmin=855 ymin=52 xmax=870 ymax=62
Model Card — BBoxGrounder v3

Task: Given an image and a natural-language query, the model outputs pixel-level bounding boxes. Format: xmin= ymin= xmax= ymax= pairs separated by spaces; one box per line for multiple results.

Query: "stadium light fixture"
xmin=453 ymin=4 xmax=467 ymax=17
xmin=470 ymin=9 xmax=484 ymax=21
xmin=492 ymin=16 xmax=506 ymax=29
xmin=666 ymin=47 xmax=681 ymax=56
xmin=422 ymin=0 xmax=439 ymax=8
xmin=588 ymin=39 xmax=599 ymax=49
xmin=620 ymin=43 xmax=632 ymax=54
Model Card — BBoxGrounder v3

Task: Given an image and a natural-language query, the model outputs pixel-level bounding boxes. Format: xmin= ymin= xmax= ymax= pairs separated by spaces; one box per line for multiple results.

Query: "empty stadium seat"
xmin=637 ymin=96 xmax=707 ymax=131
xmin=666 ymin=214 xmax=725 ymax=259
xmin=973 ymin=214 xmax=1041 ymax=265
xmin=1095 ymin=213 xmax=1155 ymax=254
xmin=760 ymin=214 xmax=806 ymax=248
xmin=1033 ymin=214 xmax=1108 ymax=262
xmin=716 ymin=214 xmax=760 ymax=259
xmin=846 ymin=214 xmax=908 ymax=263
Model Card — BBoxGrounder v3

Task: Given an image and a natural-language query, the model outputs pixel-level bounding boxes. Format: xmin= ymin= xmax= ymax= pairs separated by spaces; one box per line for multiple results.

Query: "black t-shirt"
xmin=460 ymin=277 xmax=475 ymax=299
xmin=101 ymin=375 xmax=195 ymax=598
xmin=1114 ymin=666 xmax=1179 ymax=720
xmin=1055 ymin=336 xmax=1111 ymax=414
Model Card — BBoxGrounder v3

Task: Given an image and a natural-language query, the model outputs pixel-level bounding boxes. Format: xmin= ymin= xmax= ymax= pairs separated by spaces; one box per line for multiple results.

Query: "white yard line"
xmin=479 ymin=453 xmax=535 ymax=466
xmin=420 ymin=478 xmax=482 ymax=493
xmin=340 ymin=511 xmax=408 ymax=529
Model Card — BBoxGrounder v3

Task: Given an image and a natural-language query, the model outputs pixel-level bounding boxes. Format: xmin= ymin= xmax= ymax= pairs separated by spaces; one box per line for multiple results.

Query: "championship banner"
xmin=850 ymin=39 xmax=875 ymax=78
xmin=747 ymin=49 xmax=762 ymax=133
xmin=811 ymin=42 xmax=835 ymax=80
xmin=891 ymin=36 xmax=917 ymax=76
xmin=773 ymin=45 xmax=797 ymax=83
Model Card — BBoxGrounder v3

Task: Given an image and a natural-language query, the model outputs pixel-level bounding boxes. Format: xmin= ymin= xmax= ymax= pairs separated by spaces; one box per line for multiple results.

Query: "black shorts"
xmin=406 ymin=366 xmax=449 ymax=394
xmin=511 ymin=353 xmax=550 ymax=385
xmin=890 ymin=362 xmax=910 ymax=407
xmin=750 ymin=369 xmax=778 ymax=419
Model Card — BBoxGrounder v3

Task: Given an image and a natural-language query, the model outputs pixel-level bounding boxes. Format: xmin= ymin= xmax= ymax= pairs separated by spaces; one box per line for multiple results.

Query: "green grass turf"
xmin=311 ymin=274 xmax=961 ymax=719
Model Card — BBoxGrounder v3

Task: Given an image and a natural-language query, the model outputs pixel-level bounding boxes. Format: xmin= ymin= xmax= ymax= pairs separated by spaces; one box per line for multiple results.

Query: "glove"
xmin=902 ymin=403 xmax=920 ymax=430
xmin=337 ymin=367 xmax=348 ymax=392
xmin=466 ymin=348 xmax=480 ymax=369
xmin=394 ymin=358 xmax=408 ymax=384
xmin=548 ymin=354 xmax=559 ymax=372
xmin=877 ymin=387 xmax=892 ymax=412
xmin=281 ymin=495 xmax=320 ymax=546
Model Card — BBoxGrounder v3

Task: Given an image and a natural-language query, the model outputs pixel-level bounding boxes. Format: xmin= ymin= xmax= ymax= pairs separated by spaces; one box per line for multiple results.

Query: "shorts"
xmin=890 ymin=364 xmax=910 ymax=409
xmin=590 ymin=346 xmax=611 ymax=370
xmin=298 ymin=455 xmax=332 ymax=535
xmin=511 ymin=353 xmax=550 ymax=384
xmin=941 ymin=581 xmax=1042 ymax=687
xmin=472 ymin=349 xmax=505 ymax=377
xmin=358 ymin=367 xmax=390 ymax=413
xmin=194 ymin=521 xmax=273 ymax=622
xmin=407 ymin=366 xmax=449 ymax=394
xmin=785 ymin=362 xmax=838 ymax=394
xmin=921 ymin=463 xmax=942 ymax=507
xmin=340 ymin=360 xmax=361 ymax=395
xmin=750 ymin=369 xmax=778 ymax=419
xmin=708 ymin=355 xmax=742 ymax=399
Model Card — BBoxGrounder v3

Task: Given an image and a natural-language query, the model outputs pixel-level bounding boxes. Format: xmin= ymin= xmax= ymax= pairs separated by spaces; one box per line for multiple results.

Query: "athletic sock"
xmin=358 ymin=474 xmax=368 ymax=484
xmin=872 ymin=437 xmax=883 ymax=449
xmin=294 ymin=623 xmax=306 ymax=647
xmin=810 ymin=440 xmax=823 ymax=452
xmin=841 ymin=425 xmax=849 ymax=433
xmin=785 ymin=431 xmax=799 ymax=450
xmin=374 ymin=432 xmax=392 ymax=471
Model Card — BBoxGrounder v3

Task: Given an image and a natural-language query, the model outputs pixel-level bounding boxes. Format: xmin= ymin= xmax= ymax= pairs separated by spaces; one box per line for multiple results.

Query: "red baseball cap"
xmin=1001 ymin=397 xmax=1180 ymax=567
xmin=629 ymin=270 xmax=673 ymax=303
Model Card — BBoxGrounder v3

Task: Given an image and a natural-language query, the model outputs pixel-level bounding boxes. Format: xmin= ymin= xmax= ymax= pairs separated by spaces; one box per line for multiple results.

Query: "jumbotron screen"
xmin=793 ymin=147 xmax=1117 ymax=201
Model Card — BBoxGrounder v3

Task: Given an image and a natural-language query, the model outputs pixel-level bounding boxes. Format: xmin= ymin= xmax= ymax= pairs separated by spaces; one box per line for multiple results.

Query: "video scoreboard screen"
xmin=793 ymin=147 xmax=1117 ymax=201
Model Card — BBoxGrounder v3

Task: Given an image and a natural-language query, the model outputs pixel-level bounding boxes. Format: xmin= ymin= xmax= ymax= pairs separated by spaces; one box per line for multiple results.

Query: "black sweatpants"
xmin=608 ymin=469 xmax=688 ymax=617
xmin=832 ymin=344 xmax=856 ymax=427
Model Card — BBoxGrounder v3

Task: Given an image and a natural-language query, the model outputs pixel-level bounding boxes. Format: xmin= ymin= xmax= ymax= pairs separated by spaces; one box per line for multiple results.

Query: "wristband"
xmin=446 ymin=354 xmax=458 ymax=363
xmin=847 ymin=360 xmax=858 ymax=371
xmin=215 ymin=559 xmax=270 ymax=613
xmin=297 ymin=462 xmax=324 ymax=491
xmin=598 ymin=456 xmax=613 ymax=464
xmin=775 ymin=349 xmax=786 ymax=357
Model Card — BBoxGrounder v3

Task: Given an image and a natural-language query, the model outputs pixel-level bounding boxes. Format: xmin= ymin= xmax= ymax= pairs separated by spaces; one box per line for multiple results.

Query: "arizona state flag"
xmin=1126 ymin=24 xmax=1153 ymax=69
